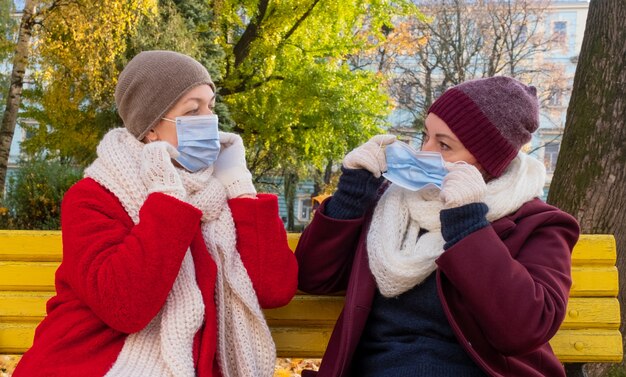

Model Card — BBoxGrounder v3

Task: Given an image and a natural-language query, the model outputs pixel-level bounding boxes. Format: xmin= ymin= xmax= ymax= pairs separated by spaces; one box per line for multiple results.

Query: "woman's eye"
xmin=185 ymin=109 xmax=199 ymax=115
xmin=439 ymin=142 xmax=450 ymax=151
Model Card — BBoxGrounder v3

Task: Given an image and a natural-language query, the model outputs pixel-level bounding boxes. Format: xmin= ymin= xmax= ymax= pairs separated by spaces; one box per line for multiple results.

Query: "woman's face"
xmin=421 ymin=112 xmax=484 ymax=172
xmin=144 ymin=84 xmax=216 ymax=147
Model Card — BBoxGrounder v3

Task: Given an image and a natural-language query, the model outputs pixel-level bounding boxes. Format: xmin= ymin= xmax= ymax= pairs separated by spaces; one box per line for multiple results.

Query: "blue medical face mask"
xmin=163 ymin=114 xmax=220 ymax=172
xmin=382 ymin=141 xmax=448 ymax=191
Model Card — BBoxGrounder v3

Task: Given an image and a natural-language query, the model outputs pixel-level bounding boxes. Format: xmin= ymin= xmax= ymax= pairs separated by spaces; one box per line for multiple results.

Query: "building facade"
xmin=533 ymin=0 xmax=588 ymax=198
xmin=387 ymin=0 xmax=589 ymax=199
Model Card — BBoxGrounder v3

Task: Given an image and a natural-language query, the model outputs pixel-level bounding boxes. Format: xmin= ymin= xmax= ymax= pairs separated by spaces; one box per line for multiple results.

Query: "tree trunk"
xmin=0 ymin=0 xmax=36 ymax=191
xmin=283 ymin=171 xmax=298 ymax=231
xmin=547 ymin=0 xmax=626 ymax=375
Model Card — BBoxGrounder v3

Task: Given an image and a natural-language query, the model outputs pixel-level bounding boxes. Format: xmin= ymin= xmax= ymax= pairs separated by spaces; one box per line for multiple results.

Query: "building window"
xmin=396 ymin=80 xmax=414 ymax=107
xmin=553 ymin=21 xmax=567 ymax=47
xmin=548 ymin=88 xmax=562 ymax=106
xmin=544 ymin=142 xmax=560 ymax=173
xmin=297 ymin=197 xmax=312 ymax=222
xmin=518 ymin=24 xmax=528 ymax=43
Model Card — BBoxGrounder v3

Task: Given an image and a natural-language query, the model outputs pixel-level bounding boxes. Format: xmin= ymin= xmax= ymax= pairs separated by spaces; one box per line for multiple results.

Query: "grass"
xmin=606 ymin=364 xmax=626 ymax=377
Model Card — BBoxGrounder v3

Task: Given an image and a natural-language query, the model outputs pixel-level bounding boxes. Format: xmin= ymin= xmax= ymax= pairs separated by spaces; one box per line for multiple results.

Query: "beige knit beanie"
xmin=115 ymin=50 xmax=215 ymax=140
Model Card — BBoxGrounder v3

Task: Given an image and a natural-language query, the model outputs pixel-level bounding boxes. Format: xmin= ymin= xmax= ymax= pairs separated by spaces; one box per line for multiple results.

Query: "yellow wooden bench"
xmin=0 ymin=231 xmax=623 ymax=366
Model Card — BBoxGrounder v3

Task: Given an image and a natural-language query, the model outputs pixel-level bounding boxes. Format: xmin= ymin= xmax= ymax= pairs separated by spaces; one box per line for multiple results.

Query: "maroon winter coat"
xmin=296 ymin=198 xmax=579 ymax=377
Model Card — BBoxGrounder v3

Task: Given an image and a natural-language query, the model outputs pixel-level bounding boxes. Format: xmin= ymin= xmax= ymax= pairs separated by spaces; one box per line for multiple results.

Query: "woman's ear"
xmin=143 ymin=129 xmax=158 ymax=143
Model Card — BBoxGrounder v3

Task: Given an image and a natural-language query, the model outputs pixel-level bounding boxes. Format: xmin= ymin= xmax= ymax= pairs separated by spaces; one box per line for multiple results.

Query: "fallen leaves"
xmin=0 ymin=355 xmax=320 ymax=376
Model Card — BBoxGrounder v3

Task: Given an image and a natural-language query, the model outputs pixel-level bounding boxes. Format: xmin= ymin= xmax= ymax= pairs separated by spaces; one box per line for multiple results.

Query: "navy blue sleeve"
xmin=440 ymin=202 xmax=490 ymax=249
xmin=324 ymin=167 xmax=385 ymax=220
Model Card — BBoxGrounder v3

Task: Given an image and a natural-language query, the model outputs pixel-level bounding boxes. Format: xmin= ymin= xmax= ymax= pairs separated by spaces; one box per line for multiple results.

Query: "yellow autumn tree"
xmin=20 ymin=0 xmax=158 ymax=164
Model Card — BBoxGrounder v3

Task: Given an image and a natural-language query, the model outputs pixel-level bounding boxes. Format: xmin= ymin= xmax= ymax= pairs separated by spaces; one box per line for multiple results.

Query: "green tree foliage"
xmin=0 ymin=0 xmax=16 ymax=54
xmin=213 ymin=0 xmax=416 ymax=228
xmin=19 ymin=0 xmax=158 ymax=164
xmin=0 ymin=0 xmax=16 ymax=60
xmin=12 ymin=0 xmax=418 ymax=229
xmin=125 ymin=0 xmax=233 ymax=128
xmin=22 ymin=0 xmax=224 ymax=165
xmin=0 ymin=158 xmax=82 ymax=229
xmin=19 ymin=0 xmax=415 ymax=175
xmin=19 ymin=0 xmax=231 ymax=164
xmin=0 ymin=0 xmax=17 ymax=104
xmin=216 ymin=0 xmax=416 ymax=177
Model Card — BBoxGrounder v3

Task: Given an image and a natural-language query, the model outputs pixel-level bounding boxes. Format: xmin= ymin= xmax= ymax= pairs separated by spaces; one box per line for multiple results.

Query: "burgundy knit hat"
xmin=428 ymin=76 xmax=539 ymax=177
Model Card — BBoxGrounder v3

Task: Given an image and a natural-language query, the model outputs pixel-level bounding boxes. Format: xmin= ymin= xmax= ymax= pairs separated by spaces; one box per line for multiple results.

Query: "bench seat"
xmin=0 ymin=231 xmax=622 ymax=363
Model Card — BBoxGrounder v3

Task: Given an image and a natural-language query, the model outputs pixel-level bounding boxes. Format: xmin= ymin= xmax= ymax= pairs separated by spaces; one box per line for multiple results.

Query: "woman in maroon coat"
xmin=14 ymin=51 xmax=297 ymax=377
xmin=296 ymin=76 xmax=579 ymax=377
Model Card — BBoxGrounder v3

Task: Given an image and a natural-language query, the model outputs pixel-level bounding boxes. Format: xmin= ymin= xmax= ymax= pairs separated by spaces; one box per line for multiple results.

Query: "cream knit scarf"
xmin=84 ymin=128 xmax=276 ymax=377
xmin=367 ymin=152 xmax=546 ymax=298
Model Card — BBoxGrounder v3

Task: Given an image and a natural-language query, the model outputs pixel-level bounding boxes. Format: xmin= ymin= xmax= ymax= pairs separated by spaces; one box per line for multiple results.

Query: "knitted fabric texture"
xmin=440 ymin=162 xmax=486 ymax=209
xmin=367 ymin=152 xmax=546 ymax=297
xmin=428 ymin=76 xmax=539 ymax=177
xmin=342 ymin=134 xmax=396 ymax=177
xmin=325 ymin=167 xmax=385 ymax=219
xmin=84 ymin=129 xmax=276 ymax=377
xmin=140 ymin=141 xmax=187 ymax=200
xmin=115 ymin=50 xmax=215 ymax=141
xmin=212 ymin=132 xmax=257 ymax=199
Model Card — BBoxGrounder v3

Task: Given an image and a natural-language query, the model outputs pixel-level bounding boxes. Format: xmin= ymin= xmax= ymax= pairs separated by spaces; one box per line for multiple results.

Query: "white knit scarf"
xmin=84 ymin=128 xmax=276 ymax=377
xmin=367 ymin=152 xmax=546 ymax=298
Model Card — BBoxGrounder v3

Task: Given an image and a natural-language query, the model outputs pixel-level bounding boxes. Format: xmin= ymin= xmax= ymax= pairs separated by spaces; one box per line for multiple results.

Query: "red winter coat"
xmin=14 ymin=178 xmax=298 ymax=377
xmin=296 ymin=198 xmax=579 ymax=377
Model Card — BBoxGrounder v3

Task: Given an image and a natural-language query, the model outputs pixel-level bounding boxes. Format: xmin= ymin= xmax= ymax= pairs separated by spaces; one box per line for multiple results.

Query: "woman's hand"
xmin=342 ymin=134 xmax=396 ymax=178
xmin=440 ymin=162 xmax=486 ymax=208
xmin=140 ymin=141 xmax=187 ymax=201
xmin=213 ymin=132 xmax=257 ymax=199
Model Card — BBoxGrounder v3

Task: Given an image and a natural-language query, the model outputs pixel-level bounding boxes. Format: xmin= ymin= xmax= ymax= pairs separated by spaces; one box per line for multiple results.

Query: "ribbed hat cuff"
xmin=428 ymin=88 xmax=517 ymax=177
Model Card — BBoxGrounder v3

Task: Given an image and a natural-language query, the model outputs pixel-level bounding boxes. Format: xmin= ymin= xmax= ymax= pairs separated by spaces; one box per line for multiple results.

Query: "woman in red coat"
xmin=296 ymin=76 xmax=579 ymax=377
xmin=13 ymin=50 xmax=298 ymax=377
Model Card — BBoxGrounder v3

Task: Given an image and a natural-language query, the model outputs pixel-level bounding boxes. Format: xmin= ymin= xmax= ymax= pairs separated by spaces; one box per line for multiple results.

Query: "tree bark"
xmin=0 ymin=0 xmax=36 ymax=191
xmin=283 ymin=171 xmax=298 ymax=231
xmin=232 ymin=0 xmax=269 ymax=68
xmin=547 ymin=0 xmax=626 ymax=374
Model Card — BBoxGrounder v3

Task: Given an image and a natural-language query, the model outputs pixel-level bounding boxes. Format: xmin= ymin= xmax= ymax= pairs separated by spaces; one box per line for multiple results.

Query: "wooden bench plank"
xmin=570 ymin=266 xmax=619 ymax=297
xmin=1 ymin=262 xmax=618 ymax=297
xmin=571 ymin=234 xmax=616 ymax=265
xmin=0 ymin=262 xmax=58 ymax=291
xmin=0 ymin=231 xmax=62 ymax=262
xmin=0 ymin=323 xmax=37 ymax=354
xmin=264 ymin=295 xmax=345 ymax=326
xmin=1 ymin=320 xmax=622 ymax=360
xmin=2 ymin=293 xmax=619 ymax=331
xmin=0 ymin=233 xmax=612 ymax=264
xmin=0 ymin=291 xmax=51 ymax=320
xmin=549 ymin=329 xmax=624 ymax=362
xmin=271 ymin=328 xmax=626 ymax=361
xmin=271 ymin=327 xmax=330 ymax=358
xmin=1 ymin=292 xmax=620 ymax=356
xmin=561 ymin=297 xmax=621 ymax=329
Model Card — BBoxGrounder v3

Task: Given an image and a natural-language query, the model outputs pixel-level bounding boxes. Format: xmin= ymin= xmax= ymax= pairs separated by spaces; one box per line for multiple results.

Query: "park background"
xmin=0 ymin=0 xmax=624 ymax=376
